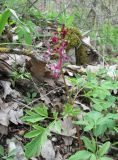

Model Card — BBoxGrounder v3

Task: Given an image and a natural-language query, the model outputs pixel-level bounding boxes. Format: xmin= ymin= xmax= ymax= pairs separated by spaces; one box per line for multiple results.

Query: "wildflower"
xmin=45 ymin=25 xmax=69 ymax=78
xmin=49 ymin=59 xmax=62 ymax=78
xmin=52 ymin=36 xmax=59 ymax=43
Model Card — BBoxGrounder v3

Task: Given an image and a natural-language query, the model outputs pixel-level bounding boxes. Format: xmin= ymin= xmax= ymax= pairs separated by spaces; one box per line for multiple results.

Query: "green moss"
xmin=75 ymin=45 xmax=91 ymax=65
xmin=65 ymin=27 xmax=82 ymax=50
xmin=65 ymin=27 xmax=91 ymax=65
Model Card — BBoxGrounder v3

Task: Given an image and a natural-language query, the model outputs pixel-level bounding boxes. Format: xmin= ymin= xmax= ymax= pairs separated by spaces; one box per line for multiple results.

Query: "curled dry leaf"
xmin=0 ymin=54 xmax=30 ymax=66
xmin=87 ymin=64 xmax=101 ymax=73
xmin=0 ymin=101 xmax=23 ymax=135
xmin=27 ymin=54 xmax=51 ymax=80
xmin=44 ymin=78 xmax=56 ymax=87
xmin=41 ymin=140 xmax=55 ymax=160
xmin=66 ymin=65 xmax=86 ymax=74
xmin=61 ymin=118 xmax=76 ymax=136
xmin=75 ymin=100 xmax=90 ymax=111
xmin=39 ymin=88 xmax=51 ymax=105
xmin=55 ymin=151 xmax=63 ymax=160
xmin=107 ymin=65 xmax=117 ymax=79
xmin=7 ymin=138 xmax=27 ymax=160
xmin=82 ymin=36 xmax=92 ymax=47
xmin=61 ymin=117 xmax=76 ymax=146
xmin=1 ymin=81 xmax=20 ymax=99
xmin=67 ymin=64 xmax=118 ymax=80
xmin=0 ymin=125 xmax=8 ymax=135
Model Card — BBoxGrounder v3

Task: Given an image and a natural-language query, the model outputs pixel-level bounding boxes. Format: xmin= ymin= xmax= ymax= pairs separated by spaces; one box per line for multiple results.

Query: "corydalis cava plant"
xmin=45 ymin=25 xmax=69 ymax=78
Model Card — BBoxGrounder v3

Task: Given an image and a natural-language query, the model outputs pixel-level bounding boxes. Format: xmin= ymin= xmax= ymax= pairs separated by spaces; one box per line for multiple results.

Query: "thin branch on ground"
xmin=28 ymin=86 xmax=65 ymax=106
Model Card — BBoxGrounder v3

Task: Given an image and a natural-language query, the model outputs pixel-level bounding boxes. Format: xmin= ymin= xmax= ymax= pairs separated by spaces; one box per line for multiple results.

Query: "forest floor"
xmin=0 ymin=8 xmax=118 ymax=160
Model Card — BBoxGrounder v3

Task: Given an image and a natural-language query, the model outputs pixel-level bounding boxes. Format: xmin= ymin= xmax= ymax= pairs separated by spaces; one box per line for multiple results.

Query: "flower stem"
xmin=61 ymin=68 xmax=72 ymax=103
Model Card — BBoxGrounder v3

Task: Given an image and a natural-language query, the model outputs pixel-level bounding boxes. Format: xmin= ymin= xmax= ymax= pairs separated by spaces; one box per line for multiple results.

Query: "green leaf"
xmin=34 ymin=104 xmax=48 ymax=117
xmin=33 ymin=125 xmax=45 ymax=131
xmin=101 ymin=80 xmax=118 ymax=90
xmin=25 ymin=135 xmax=41 ymax=158
xmin=53 ymin=111 xmax=58 ymax=119
xmin=90 ymin=154 xmax=97 ymax=160
xmin=0 ymin=14 xmax=2 ymax=21
xmin=32 ymin=92 xmax=37 ymax=98
xmin=75 ymin=116 xmax=94 ymax=132
xmin=94 ymin=124 xmax=107 ymax=136
xmin=82 ymin=136 xmax=96 ymax=153
xmin=25 ymin=20 xmax=36 ymax=33
xmin=23 ymin=25 xmax=30 ymax=33
xmin=24 ymin=31 xmax=32 ymax=45
xmin=63 ymin=103 xmax=80 ymax=117
xmin=84 ymin=124 xmax=94 ymax=131
xmin=114 ymin=127 xmax=118 ymax=132
xmin=66 ymin=15 xmax=75 ymax=27
xmin=40 ymin=129 xmax=49 ymax=146
xmin=91 ymin=137 xmax=97 ymax=153
xmin=98 ymin=142 xmax=111 ymax=157
xmin=0 ymin=145 xmax=4 ymax=156
xmin=16 ymin=25 xmax=32 ymax=45
xmin=74 ymin=120 xmax=87 ymax=126
xmin=69 ymin=150 xmax=91 ymax=160
xmin=107 ymin=113 xmax=118 ymax=120
xmin=87 ymin=111 xmax=103 ymax=125
xmin=0 ymin=9 xmax=11 ymax=35
xmin=7 ymin=149 xmax=17 ymax=157
xmin=106 ymin=119 xmax=115 ymax=130
xmin=24 ymin=130 xmax=42 ymax=138
xmin=99 ymin=157 xmax=113 ymax=160
xmin=54 ymin=120 xmax=62 ymax=134
xmin=25 ymin=110 xmax=38 ymax=116
xmin=25 ymin=126 xmax=50 ymax=159
xmin=22 ymin=115 xmax=45 ymax=123
xmin=9 ymin=9 xmax=21 ymax=23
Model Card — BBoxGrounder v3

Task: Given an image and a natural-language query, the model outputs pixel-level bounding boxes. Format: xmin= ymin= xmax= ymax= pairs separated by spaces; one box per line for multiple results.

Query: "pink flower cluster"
xmin=45 ymin=25 xmax=69 ymax=78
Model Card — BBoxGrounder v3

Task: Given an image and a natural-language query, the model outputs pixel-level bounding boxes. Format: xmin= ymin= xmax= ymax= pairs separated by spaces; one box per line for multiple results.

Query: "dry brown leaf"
xmin=0 ymin=54 xmax=30 ymax=66
xmin=66 ymin=65 xmax=86 ymax=74
xmin=55 ymin=151 xmax=63 ymax=160
xmin=0 ymin=125 xmax=8 ymax=135
xmin=28 ymin=55 xmax=51 ymax=79
xmin=0 ymin=111 xmax=9 ymax=126
xmin=61 ymin=118 xmax=76 ymax=146
xmin=41 ymin=140 xmax=55 ymax=160
xmin=61 ymin=117 xmax=76 ymax=136
xmin=40 ymin=92 xmax=51 ymax=105
xmin=7 ymin=138 xmax=27 ymax=160
xmin=1 ymin=81 xmax=20 ymax=99
xmin=75 ymin=101 xmax=90 ymax=111
xmin=0 ymin=101 xmax=23 ymax=135
xmin=82 ymin=36 xmax=92 ymax=47
xmin=107 ymin=65 xmax=117 ymax=79
xmin=44 ymin=78 xmax=56 ymax=87
xmin=87 ymin=64 xmax=101 ymax=73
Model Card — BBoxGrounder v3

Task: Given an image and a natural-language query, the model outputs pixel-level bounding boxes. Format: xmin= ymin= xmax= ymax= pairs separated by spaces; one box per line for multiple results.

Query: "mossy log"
xmin=64 ymin=27 xmax=96 ymax=65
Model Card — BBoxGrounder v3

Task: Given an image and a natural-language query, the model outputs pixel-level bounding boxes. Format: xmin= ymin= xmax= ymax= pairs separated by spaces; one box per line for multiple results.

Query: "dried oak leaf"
xmin=41 ymin=140 xmax=55 ymax=160
xmin=27 ymin=55 xmax=51 ymax=79
xmin=1 ymin=81 xmax=20 ymax=99
xmin=0 ymin=101 xmax=23 ymax=135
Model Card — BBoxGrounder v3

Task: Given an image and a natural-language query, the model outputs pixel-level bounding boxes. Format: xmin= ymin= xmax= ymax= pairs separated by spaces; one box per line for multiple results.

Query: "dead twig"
xmin=28 ymin=86 xmax=64 ymax=106
xmin=11 ymin=98 xmax=32 ymax=109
